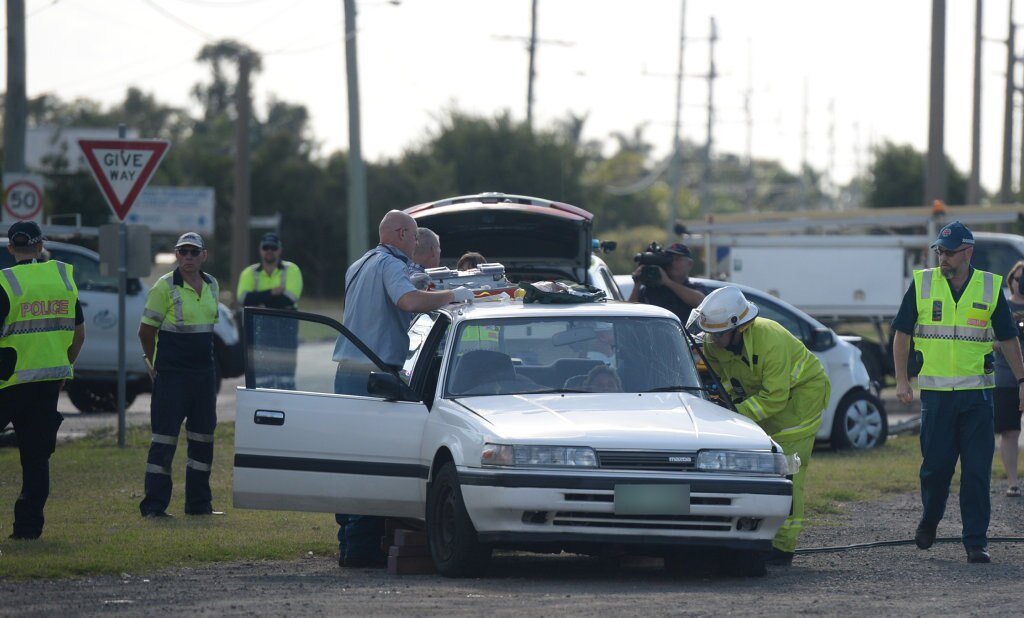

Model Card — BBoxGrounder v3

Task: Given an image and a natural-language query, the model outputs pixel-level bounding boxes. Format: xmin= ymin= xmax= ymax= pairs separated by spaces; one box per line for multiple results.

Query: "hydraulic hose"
xmin=796 ymin=535 xmax=1024 ymax=555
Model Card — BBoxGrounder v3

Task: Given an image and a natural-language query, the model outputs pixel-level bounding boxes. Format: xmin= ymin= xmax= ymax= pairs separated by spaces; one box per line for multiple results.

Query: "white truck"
xmin=677 ymin=205 xmax=1024 ymax=383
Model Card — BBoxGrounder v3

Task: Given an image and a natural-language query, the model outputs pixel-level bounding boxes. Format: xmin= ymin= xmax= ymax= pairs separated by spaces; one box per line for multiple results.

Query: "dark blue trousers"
xmin=919 ymin=389 xmax=994 ymax=547
xmin=335 ymin=513 xmax=384 ymax=562
xmin=0 ymin=381 xmax=63 ymax=539
xmin=139 ymin=370 xmax=218 ymax=516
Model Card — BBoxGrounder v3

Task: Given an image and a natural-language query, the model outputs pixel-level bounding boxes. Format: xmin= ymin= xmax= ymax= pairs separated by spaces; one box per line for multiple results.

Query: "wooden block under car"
xmin=393 ymin=528 xmax=429 ymax=547
xmin=387 ymin=555 xmax=436 ymax=575
xmin=389 ymin=543 xmax=431 ymax=558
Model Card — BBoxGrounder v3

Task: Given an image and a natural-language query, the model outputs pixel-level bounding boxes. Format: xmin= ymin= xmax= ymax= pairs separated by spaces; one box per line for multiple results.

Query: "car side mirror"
xmin=806 ymin=328 xmax=835 ymax=352
xmin=367 ymin=371 xmax=420 ymax=402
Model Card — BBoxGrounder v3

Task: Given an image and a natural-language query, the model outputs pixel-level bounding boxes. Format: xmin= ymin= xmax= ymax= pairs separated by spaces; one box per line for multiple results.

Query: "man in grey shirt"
xmin=333 ymin=210 xmax=471 ymax=568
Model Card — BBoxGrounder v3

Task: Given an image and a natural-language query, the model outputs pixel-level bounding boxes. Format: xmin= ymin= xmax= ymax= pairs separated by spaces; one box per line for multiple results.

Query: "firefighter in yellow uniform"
xmin=691 ymin=286 xmax=831 ymax=567
xmin=0 ymin=221 xmax=86 ymax=539
xmin=138 ymin=232 xmax=220 ymax=518
xmin=236 ymin=232 xmax=302 ymax=389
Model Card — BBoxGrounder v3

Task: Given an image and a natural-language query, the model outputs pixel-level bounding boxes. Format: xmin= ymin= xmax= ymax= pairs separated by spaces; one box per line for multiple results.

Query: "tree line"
xmin=0 ymin=41 xmax=980 ymax=298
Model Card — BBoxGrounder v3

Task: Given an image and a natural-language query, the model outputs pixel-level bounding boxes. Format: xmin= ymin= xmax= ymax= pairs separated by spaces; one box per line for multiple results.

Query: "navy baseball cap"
xmin=260 ymin=232 xmax=281 ymax=248
xmin=7 ymin=221 xmax=44 ymax=247
xmin=664 ymin=242 xmax=692 ymax=258
xmin=931 ymin=220 xmax=974 ymax=250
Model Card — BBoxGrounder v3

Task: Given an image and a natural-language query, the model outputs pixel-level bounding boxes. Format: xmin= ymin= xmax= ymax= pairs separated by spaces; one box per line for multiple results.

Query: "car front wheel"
xmin=65 ymin=380 xmax=138 ymax=413
xmin=426 ymin=461 xmax=491 ymax=577
xmin=831 ymin=390 xmax=887 ymax=450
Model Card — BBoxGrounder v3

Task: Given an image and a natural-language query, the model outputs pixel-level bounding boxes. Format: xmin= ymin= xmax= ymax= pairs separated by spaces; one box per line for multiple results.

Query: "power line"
xmin=141 ymin=0 xmax=216 ymax=41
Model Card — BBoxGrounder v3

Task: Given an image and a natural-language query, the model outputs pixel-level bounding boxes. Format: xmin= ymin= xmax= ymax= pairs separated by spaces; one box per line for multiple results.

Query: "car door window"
xmin=46 ymin=247 xmax=141 ymax=294
xmin=245 ymin=308 xmax=390 ymax=397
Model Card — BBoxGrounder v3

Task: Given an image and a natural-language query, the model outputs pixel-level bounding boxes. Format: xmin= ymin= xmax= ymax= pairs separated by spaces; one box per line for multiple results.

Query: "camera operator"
xmin=627 ymin=242 xmax=706 ymax=323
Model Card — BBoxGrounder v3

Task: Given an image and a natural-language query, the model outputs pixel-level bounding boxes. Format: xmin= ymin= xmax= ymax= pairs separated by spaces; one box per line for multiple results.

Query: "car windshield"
xmin=444 ymin=316 xmax=701 ymax=397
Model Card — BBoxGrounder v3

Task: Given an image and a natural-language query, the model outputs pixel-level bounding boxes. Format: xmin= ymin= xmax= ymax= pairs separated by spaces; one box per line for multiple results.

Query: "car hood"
xmin=408 ymin=201 xmax=592 ymax=283
xmin=454 ymin=393 xmax=774 ymax=451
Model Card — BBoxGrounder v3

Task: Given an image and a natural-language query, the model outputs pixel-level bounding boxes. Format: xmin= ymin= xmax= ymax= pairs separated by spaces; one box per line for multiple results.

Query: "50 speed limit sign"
xmin=2 ymin=173 xmax=45 ymax=224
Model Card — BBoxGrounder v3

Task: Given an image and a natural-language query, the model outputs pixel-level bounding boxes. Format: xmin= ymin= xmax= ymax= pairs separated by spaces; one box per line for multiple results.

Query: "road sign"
xmin=78 ymin=139 xmax=170 ymax=221
xmin=126 ymin=186 xmax=215 ymax=234
xmin=2 ymin=173 xmax=45 ymax=225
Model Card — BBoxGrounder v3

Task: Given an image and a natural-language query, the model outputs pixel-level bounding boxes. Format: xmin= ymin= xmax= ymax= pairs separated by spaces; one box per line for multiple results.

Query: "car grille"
xmin=596 ymin=450 xmax=698 ymax=471
xmin=552 ymin=512 xmax=733 ymax=532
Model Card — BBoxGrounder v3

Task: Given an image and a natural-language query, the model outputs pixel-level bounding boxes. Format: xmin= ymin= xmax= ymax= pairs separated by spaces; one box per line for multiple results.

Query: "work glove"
xmin=451 ymin=287 xmax=475 ymax=302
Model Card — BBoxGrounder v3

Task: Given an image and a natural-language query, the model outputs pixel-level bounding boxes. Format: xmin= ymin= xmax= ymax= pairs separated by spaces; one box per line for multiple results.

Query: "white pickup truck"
xmin=0 ymin=238 xmax=244 ymax=413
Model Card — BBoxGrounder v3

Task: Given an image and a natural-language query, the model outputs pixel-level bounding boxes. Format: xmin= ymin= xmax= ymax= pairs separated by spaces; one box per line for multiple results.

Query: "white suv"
xmin=0 ymin=238 xmax=243 ymax=413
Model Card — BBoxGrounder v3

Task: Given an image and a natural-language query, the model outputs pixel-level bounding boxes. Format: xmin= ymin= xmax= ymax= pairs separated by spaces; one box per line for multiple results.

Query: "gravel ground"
xmin=2 ymin=487 xmax=1023 ymax=617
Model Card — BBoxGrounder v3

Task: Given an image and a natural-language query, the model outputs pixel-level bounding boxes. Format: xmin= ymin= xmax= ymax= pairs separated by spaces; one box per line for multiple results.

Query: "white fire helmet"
xmin=691 ymin=286 xmax=758 ymax=333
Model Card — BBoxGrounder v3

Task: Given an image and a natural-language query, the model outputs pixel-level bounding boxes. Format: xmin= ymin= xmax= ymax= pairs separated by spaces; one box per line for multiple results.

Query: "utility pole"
xmin=700 ymin=16 xmax=717 ymax=277
xmin=526 ymin=0 xmax=538 ymax=129
xmin=344 ymin=0 xmax=369 ymax=265
xmin=925 ymin=0 xmax=947 ymax=206
xmin=800 ymin=79 xmax=809 ymax=208
xmin=1001 ymin=0 xmax=1015 ymax=203
xmin=4 ymin=0 xmax=27 ymax=175
xmin=743 ymin=46 xmax=754 ymax=214
xmin=231 ymin=52 xmax=253 ymax=292
xmin=968 ymin=0 xmax=983 ymax=205
xmin=667 ymin=0 xmax=687 ymax=239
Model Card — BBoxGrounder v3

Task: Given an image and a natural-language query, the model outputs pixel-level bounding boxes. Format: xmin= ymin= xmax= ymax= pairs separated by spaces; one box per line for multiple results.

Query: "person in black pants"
xmin=0 ymin=221 xmax=86 ymax=539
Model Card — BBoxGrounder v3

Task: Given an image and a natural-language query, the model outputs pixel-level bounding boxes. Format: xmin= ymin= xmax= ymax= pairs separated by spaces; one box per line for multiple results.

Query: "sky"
xmin=2 ymin=0 xmax=1019 ymax=194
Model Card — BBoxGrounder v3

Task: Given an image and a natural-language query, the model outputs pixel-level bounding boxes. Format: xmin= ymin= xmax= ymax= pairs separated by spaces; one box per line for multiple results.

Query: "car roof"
xmin=440 ymin=298 xmax=679 ymax=323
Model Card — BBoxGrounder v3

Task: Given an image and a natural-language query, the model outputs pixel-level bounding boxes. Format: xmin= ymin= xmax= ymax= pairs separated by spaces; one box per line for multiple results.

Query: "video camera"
xmin=633 ymin=242 xmax=674 ymax=285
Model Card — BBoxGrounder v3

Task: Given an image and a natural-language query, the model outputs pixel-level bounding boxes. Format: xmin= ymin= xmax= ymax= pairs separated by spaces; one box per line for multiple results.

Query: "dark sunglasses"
xmin=261 ymin=245 xmax=279 ymax=251
xmin=176 ymin=247 xmax=202 ymax=257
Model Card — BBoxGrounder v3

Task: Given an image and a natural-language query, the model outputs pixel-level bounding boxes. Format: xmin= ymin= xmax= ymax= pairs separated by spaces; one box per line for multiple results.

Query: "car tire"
xmin=831 ymin=390 xmax=887 ymax=450
xmin=426 ymin=461 xmax=492 ymax=578
xmin=65 ymin=381 xmax=137 ymax=413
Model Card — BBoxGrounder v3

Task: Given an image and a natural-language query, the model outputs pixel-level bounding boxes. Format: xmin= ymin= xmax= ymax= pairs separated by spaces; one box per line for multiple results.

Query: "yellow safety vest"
xmin=237 ymin=261 xmax=303 ymax=309
xmin=913 ymin=268 xmax=999 ymax=390
xmin=0 ymin=261 xmax=78 ymax=389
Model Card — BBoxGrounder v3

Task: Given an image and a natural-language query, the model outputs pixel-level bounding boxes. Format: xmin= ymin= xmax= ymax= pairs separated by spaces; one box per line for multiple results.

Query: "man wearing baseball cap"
xmin=1 ymin=221 xmax=86 ymax=539
xmin=138 ymin=231 xmax=222 ymax=518
xmin=892 ymin=220 xmax=1024 ymax=563
xmin=236 ymin=231 xmax=303 ymax=389
xmin=627 ymin=242 xmax=706 ymax=323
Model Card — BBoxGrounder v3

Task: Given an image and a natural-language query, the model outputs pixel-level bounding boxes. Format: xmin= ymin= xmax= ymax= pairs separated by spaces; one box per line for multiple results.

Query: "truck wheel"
xmin=831 ymin=390 xmax=887 ymax=450
xmin=426 ymin=461 xmax=491 ymax=577
xmin=65 ymin=381 xmax=137 ymax=413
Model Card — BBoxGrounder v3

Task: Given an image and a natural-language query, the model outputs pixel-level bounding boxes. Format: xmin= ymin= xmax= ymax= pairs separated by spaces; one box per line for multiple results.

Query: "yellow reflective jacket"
xmin=703 ymin=317 xmax=830 ymax=440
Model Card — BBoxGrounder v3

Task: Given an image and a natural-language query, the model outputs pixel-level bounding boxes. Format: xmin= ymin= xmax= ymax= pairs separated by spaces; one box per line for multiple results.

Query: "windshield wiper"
xmin=645 ymin=385 xmax=709 ymax=393
xmin=512 ymin=387 xmax=591 ymax=394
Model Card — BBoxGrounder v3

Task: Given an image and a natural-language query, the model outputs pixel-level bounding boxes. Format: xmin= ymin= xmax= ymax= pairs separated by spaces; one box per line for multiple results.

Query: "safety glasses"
xmin=176 ymin=248 xmax=202 ymax=257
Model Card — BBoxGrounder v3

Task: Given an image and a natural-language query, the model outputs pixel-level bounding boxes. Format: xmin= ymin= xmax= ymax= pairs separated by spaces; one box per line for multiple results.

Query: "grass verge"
xmin=0 ymin=424 xmax=335 ymax=579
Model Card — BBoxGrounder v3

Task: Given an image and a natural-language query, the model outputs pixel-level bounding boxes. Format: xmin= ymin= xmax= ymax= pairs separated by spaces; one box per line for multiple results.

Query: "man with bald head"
xmin=333 ymin=210 xmax=471 ymax=568
xmin=408 ymin=227 xmax=440 ymax=290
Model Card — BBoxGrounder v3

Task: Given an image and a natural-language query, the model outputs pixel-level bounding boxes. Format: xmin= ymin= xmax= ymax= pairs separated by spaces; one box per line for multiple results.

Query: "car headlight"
xmin=481 ymin=443 xmax=598 ymax=467
xmin=696 ymin=450 xmax=788 ymax=475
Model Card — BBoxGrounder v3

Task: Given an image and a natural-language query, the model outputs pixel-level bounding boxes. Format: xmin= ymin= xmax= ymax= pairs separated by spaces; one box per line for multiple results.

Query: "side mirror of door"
xmin=367 ymin=371 xmax=420 ymax=402
xmin=806 ymin=328 xmax=835 ymax=352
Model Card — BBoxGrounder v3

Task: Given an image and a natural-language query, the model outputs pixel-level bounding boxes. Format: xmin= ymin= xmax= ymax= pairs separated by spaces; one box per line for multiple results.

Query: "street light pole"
xmin=344 ymin=0 xmax=369 ymax=265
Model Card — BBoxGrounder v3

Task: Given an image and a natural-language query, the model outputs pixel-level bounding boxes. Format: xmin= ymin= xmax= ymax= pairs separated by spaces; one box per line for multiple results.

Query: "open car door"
xmin=233 ymin=308 xmax=430 ymax=518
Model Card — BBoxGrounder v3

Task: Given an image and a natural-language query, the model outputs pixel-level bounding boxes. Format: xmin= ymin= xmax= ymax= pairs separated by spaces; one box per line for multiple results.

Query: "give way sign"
xmin=78 ymin=139 xmax=170 ymax=221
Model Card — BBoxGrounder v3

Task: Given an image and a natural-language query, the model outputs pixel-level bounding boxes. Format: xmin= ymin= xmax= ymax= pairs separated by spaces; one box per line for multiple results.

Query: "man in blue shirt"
xmin=333 ymin=210 xmax=471 ymax=568
xmin=892 ymin=221 xmax=1024 ymax=563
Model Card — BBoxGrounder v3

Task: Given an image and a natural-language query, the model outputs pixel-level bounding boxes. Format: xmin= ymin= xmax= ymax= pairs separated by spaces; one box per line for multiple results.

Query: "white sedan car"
xmin=234 ymin=299 xmax=793 ymax=577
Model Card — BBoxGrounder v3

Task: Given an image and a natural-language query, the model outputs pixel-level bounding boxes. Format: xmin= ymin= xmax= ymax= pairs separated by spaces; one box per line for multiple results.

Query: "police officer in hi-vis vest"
xmin=893 ymin=221 xmax=1024 ymax=564
xmin=0 ymin=221 xmax=86 ymax=539
xmin=138 ymin=232 xmax=221 ymax=518
xmin=236 ymin=232 xmax=303 ymax=389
